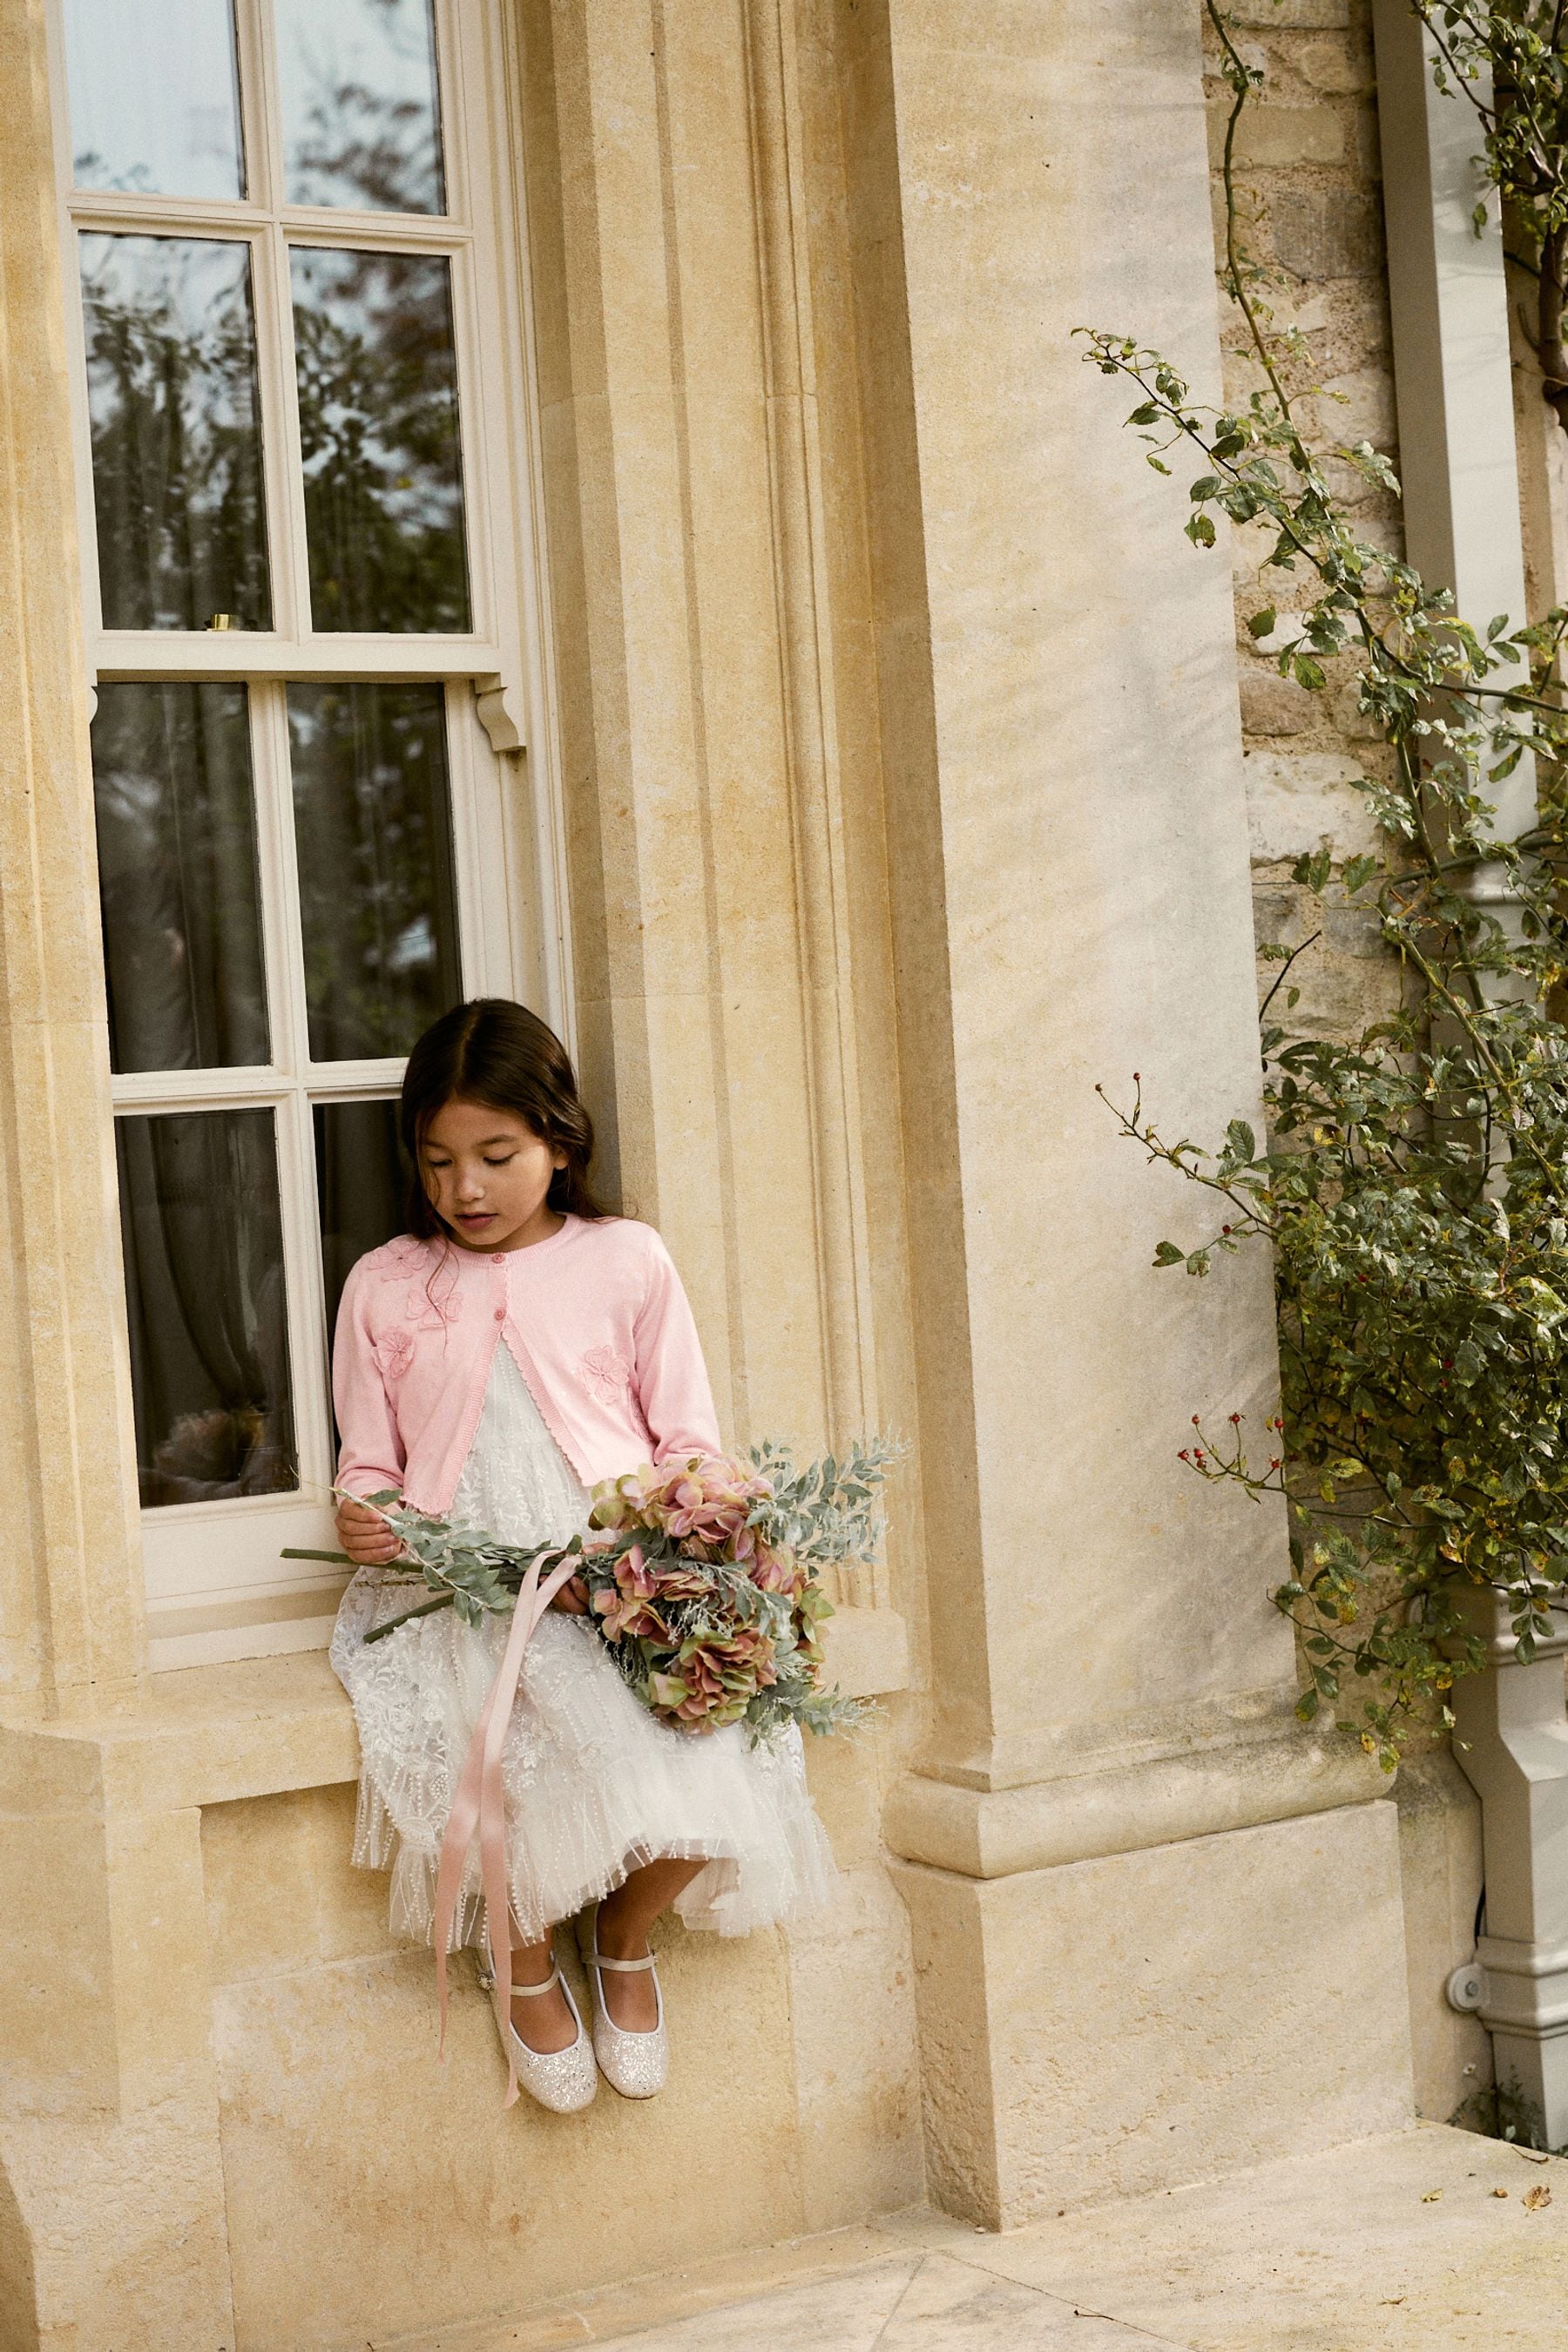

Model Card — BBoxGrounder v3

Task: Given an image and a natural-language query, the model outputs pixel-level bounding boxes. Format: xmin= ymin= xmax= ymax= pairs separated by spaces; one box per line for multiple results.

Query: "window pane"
xmin=291 ymin=247 xmax=470 ymax=632
xmin=276 ymin=0 xmax=444 ymax=214
xmin=64 ymin=0 xmax=244 ymax=201
xmin=81 ymin=234 xmax=271 ymax=632
xmin=288 ymin=683 xmax=461 ymax=1058
xmin=116 ymin=1110 xmax=296 ymax=1507
xmin=91 ymin=682 xmax=268 ymax=1075
xmin=314 ymin=1099 xmax=409 ymax=1354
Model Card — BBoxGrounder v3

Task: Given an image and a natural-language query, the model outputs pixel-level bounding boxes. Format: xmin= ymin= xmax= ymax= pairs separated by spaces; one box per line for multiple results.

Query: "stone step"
xmin=379 ymin=2123 xmax=1568 ymax=2351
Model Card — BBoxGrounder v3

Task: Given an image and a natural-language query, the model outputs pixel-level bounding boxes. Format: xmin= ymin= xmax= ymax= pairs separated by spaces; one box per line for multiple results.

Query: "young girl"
xmin=328 ymin=998 xmax=835 ymax=2112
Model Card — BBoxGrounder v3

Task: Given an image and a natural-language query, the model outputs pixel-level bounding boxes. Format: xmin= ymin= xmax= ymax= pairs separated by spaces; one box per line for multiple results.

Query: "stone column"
xmin=0 ymin=0 xmax=146 ymax=1727
xmin=841 ymin=0 xmax=1415 ymax=2222
xmin=0 ymin=9 xmax=236 ymax=2342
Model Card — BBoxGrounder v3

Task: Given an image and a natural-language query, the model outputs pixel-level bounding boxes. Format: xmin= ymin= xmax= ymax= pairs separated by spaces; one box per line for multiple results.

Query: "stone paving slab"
xmin=382 ymin=2123 xmax=1568 ymax=2352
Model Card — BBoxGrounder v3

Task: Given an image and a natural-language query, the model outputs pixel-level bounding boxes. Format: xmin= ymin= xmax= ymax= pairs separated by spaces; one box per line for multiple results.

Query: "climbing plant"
xmin=1083 ymin=0 xmax=1568 ymax=1767
xmin=1413 ymin=3 xmax=1568 ymax=436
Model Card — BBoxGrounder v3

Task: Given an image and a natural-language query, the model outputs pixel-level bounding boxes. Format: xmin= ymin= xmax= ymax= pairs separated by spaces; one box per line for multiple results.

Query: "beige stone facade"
xmin=0 ymin=0 xmax=1527 ymax=2345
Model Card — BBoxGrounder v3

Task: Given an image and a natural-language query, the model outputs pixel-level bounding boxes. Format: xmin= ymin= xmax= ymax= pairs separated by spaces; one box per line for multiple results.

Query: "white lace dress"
xmin=329 ymin=1345 xmax=837 ymax=1948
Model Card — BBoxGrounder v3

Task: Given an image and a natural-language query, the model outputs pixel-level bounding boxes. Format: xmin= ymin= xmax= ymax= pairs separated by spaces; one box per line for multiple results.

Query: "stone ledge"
xmin=0 ymin=1607 xmax=910 ymax=1816
xmin=0 ymin=1649 xmax=361 ymax=1814
xmin=884 ymin=1719 xmax=1383 ymax=1878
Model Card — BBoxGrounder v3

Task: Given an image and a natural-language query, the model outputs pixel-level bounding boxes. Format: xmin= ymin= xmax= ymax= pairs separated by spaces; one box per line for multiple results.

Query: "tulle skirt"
xmin=330 ymin=1571 xmax=838 ymax=1946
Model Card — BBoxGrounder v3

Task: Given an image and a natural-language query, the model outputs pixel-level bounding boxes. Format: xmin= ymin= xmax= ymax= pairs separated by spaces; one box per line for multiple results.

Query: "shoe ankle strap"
xmin=509 ymin=1963 xmax=563 ymax=1997
xmin=590 ymin=1946 xmax=657 ymax=1972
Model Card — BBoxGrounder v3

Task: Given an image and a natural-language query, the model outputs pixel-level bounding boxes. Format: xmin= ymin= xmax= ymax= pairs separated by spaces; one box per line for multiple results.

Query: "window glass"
xmin=116 ymin=1109 xmax=296 ymax=1506
xmin=275 ymin=0 xmax=444 ymax=214
xmin=291 ymin=247 xmax=470 ymax=632
xmin=80 ymin=233 xmax=271 ymax=631
xmin=288 ymin=681 xmax=461 ymax=1059
xmin=314 ymin=1098 xmax=408 ymax=1353
xmin=91 ymin=682 xmax=268 ymax=1075
xmin=64 ymin=0 xmax=244 ymax=201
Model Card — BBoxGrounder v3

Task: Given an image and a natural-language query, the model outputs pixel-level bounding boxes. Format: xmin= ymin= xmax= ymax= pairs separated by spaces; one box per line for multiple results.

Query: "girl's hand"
xmin=551 ymin=1574 xmax=590 ymax=1616
xmin=336 ymin=1494 xmax=403 ymax=1567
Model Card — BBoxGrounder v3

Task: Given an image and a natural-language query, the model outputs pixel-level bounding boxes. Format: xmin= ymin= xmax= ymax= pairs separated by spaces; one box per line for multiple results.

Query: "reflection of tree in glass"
xmin=91 ymin=681 xmax=269 ymax=1075
xmin=292 ymin=247 xmax=469 ymax=633
xmin=80 ymin=235 xmax=270 ymax=631
xmin=278 ymin=0 xmax=443 ymax=213
xmin=288 ymin=682 xmax=461 ymax=1061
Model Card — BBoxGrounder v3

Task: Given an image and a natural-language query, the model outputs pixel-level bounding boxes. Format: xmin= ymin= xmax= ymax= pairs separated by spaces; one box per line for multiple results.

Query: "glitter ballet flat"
xmin=576 ymin=1904 xmax=669 ymax=2099
xmin=502 ymin=1957 xmax=598 ymax=2113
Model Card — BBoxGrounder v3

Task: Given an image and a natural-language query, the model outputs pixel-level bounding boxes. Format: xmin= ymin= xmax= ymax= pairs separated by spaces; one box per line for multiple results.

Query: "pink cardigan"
xmin=333 ymin=1215 xmax=723 ymax=1514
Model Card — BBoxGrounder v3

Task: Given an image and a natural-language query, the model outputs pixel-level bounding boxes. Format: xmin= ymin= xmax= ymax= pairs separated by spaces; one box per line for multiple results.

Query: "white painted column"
xmin=1372 ymin=0 xmax=1527 ymax=625
xmin=1374 ymin=0 xmax=1567 ymax=2146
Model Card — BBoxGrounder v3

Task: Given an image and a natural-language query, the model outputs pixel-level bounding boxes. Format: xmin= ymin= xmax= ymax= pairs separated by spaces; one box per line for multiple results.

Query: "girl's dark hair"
xmin=400 ymin=998 xmax=612 ymax=1239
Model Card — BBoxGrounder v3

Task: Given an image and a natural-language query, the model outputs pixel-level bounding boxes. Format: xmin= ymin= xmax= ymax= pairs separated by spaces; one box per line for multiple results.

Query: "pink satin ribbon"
xmin=430 ymin=1551 xmax=580 ymax=2106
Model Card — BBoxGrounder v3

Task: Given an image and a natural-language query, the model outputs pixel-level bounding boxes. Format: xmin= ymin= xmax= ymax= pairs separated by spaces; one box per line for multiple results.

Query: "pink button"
xmin=494 ymin=1307 xmax=505 ymax=1322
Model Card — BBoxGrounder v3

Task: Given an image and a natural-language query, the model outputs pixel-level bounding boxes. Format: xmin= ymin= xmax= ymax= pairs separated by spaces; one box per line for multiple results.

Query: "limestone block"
xmin=1238 ymin=672 xmax=1316 ymax=735
xmin=786 ymin=1862 xmax=924 ymax=2233
xmin=1269 ymin=188 xmax=1384 ymax=281
xmin=1230 ymin=0 xmax=1350 ymax=23
xmin=896 ymin=1801 xmax=1412 ymax=2227
xmin=202 ymin=1784 xmax=398 ymax=1985
xmin=0 ymin=2081 xmax=233 ymax=2352
xmin=802 ymin=1721 xmax=889 ymax=1870
xmin=1250 ymin=875 xmax=1403 ymax=1041
xmin=1395 ymin=1751 xmax=1490 ymax=2125
xmin=213 ymin=1927 xmax=807 ymax=2349
xmin=0 ymin=1735 xmax=233 ymax=2348
xmin=1307 ymin=366 xmax=1399 ymax=450
xmin=819 ymin=1606 xmax=910 ymax=1703
xmin=1297 ymin=35 xmax=1377 ymax=92
xmin=1221 ymin=105 xmax=1347 ymax=170
xmin=1243 ymin=749 xmax=1381 ymax=862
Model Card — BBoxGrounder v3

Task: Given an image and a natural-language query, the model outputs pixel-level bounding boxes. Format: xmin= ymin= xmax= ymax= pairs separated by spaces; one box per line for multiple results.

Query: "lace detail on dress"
xmin=330 ymin=1343 xmax=835 ymax=1948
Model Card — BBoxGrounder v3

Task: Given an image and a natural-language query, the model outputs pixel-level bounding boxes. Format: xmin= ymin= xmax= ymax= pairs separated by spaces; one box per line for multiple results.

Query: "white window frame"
xmin=47 ymin=0 xmax=572 ymax=1670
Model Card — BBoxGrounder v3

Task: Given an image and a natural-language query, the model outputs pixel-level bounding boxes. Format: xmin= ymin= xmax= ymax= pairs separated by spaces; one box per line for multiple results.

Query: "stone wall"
xmin=1213 ymin=0 xmax=1404 ymax=1046
xmin=1207 ymin=0 xmax=1488 ymax=2127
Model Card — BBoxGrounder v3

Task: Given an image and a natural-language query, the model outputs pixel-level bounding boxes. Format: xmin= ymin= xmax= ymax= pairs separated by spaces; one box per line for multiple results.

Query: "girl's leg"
xmin=594 ymin=1858 xmax=707 ymax=2031
xmin=509 ymin=1928 xmax=579 ymax=2053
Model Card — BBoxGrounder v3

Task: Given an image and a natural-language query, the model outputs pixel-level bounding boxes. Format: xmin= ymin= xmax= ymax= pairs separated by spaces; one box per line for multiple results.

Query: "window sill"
xmin=2 ymin=1649 xmax=359 ymax=1813
xmin=1 ymin=1609 xmax=910 ymax=1815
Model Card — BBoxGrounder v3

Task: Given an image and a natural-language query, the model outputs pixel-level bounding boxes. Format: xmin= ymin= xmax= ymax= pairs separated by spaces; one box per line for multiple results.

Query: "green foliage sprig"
xmin=1080 ymin=2 xmax=1568 ymax=1767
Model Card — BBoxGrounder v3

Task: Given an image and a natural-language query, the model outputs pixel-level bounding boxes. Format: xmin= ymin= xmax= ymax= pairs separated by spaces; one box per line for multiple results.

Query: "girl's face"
xmin=419 ymin=1098 xmax=568 ymax=1252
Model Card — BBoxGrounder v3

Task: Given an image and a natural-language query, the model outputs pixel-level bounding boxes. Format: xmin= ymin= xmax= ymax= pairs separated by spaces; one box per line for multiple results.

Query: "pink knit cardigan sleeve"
xmin=632 ymin=1231 xmax=723 ymax=1463
xmin=333 ymin=1260 xmax=408 ymax=1500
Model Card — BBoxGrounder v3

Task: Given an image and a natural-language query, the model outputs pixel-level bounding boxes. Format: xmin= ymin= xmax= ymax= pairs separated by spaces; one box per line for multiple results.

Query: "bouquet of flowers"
xmin=300 ymin=1439 xmax=900 ymax=1745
